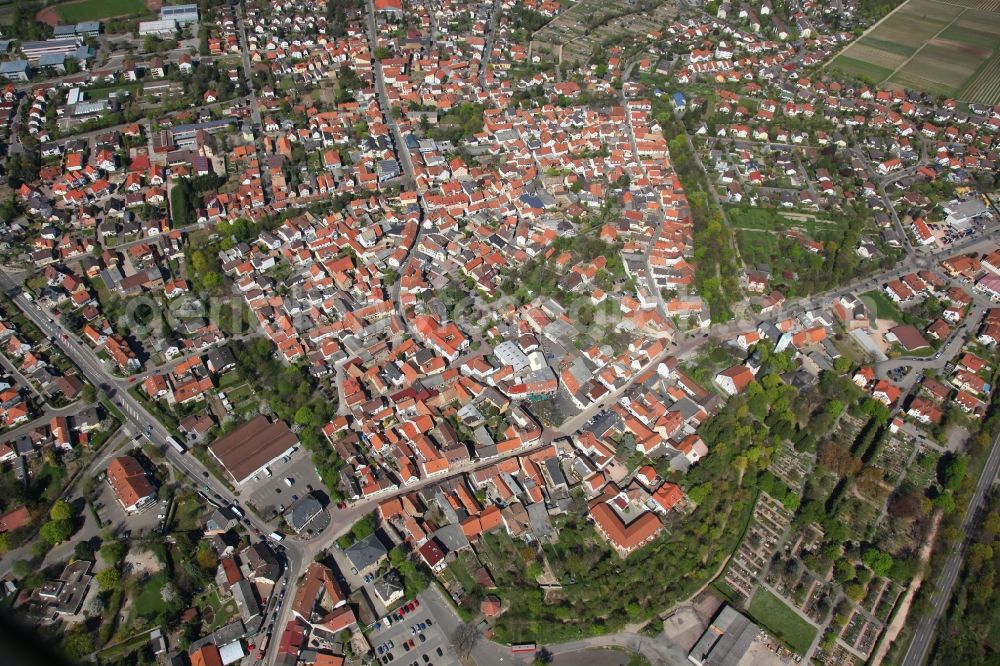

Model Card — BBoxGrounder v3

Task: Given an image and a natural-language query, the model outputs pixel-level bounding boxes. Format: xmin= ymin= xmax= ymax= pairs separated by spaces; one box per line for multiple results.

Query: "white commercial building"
xmin=138 ymin=20 xmax=178 ymax=37
xmin=160 ymin=4 xmax=199 ymax=24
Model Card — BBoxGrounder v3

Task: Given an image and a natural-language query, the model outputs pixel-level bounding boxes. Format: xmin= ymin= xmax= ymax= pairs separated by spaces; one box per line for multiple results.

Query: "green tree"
xmin=933 ymin=493 xmax=956 ymax=514
xmin=940 ymin=455 xmax=968 ymax=492
xmin=834 ymin=560 xmax=855 ymax=583
xmin=195 ymin=545 xmax=218 ymax=571
xmin=862 ymin=548 xmax=894 ymax=577
xmin=30 ymin=540 xmax=49 ymax=559
xmin=687 ymin=483 xmax=711 ymax=504
xmin=61 ymin=628 xmax=93 ymax=661
xmin=11 ymin=560 xmax=30 ymax=578
xmin=294 ymin=406 xmax=314 ymax=427
xmin=50 ymin=500 xmax=73 ymax=522
xmin=96 ymin=567 xmax=121 ymax=591
xmin=845 ymin=583 xmax=865 ymax=600
xmin=40 ymin=519 xmax=73 ymax=545
xmin=73 ymin=540 xmax=95 ymax=562
xmin=101 ymin=540 xmax=127 ymax=565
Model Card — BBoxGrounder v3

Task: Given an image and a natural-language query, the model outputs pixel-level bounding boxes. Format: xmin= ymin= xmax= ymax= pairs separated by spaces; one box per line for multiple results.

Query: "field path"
xmin=868 ymin=511 xmax=942 ymax=665
xmin=883 ymin=6 xmax=970 ymax=80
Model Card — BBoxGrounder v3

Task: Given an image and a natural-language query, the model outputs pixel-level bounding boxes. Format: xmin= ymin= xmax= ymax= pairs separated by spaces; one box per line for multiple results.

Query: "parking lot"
xmin=242 ymin=449 xmax=326 ymax=521
xmin=368 ymin=595 xmax=461 ymax=666
xmin=94 ymin=470 xmax=165 ymax=537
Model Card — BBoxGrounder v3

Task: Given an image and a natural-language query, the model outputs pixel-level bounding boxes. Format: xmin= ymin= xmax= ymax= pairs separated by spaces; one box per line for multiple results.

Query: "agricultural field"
xmin=829 ymin=0 xmax=1000 ymax=104
xmin=55 ymin=0 xmax=147 ymax=23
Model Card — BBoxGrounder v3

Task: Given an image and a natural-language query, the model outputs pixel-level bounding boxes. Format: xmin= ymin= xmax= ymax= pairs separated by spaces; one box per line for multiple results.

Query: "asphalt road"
xmin=900 ymin=422 xmax=1000 ymax=666
xmin=0 ymin=267 xmax=303 ymax=666
xmin=235 ymin=5 xmax=272 ymax=203
xmin=365 ymin=0 xmax=416 ymax=183
xmin=422 ymin=583 xmax=690 ymax=666
xmin=4 ymin=209 xmax=995 ymax=666
xmin=0 ymin=428 xmax=129 ymax=579
xmin=4 ymin=55 xmax=999 ymax=663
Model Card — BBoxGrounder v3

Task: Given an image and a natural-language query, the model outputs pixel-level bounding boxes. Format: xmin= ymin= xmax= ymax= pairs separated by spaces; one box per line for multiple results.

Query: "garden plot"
xmin=871 ymin=434 xmax=914 ymax=483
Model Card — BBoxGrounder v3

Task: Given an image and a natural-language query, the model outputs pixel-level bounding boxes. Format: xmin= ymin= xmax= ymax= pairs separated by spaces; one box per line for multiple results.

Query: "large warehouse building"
xmin=209 ymin=416 xmax=298 ymax=486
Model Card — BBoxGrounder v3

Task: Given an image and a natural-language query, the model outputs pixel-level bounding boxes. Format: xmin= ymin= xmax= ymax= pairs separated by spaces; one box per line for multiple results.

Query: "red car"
xmin=413 ymin=599 xmax=420 ymax=608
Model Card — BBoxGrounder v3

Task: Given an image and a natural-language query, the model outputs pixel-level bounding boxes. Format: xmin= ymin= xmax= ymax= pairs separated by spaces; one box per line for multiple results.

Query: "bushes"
xmin=430 ymin=103 xmax=486 ymax=143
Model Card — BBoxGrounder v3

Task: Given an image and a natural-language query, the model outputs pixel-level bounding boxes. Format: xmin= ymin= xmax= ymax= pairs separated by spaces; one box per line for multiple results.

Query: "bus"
xmin=511 ymin=644 xmax=536 ymax=654
xmin=254 ymin=633 xmax=269 ymax=660
xmin=166 ymin=436 xmax=186 ymax=454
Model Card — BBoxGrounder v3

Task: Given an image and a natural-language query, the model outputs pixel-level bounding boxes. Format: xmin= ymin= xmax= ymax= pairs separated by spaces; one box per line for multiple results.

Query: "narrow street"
xmin=235 ymin=5 xmax=272 ymax=202
xmin=618 ymin=62 xmax=672 ymax=323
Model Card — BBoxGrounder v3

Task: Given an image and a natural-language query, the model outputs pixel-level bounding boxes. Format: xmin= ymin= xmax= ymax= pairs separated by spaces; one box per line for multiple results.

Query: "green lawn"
xmin=218 ymin=371 xmax=242 ymax=389
xmin=57 ymin=0 xmax=147 ymax=22
xmin=132 ymin=571 xmax=169 ymax=619
xmin=861 ymin=290 xmax=904 ymax=323
xmin=87 ymin=82 xmax=142 ymax=100
xmin=446 ymin=553 xmax=478 ymax=592
xmin=736 ymin=230 xmax=779 ymax=263
xmin=171 ymin=494 xmax=204 ymax=531
xmin=93 ymin=631 xmax=151 ymax=663
xmin=748 ymin=588 xmax=817 ymax=655
xmin=196 ymin=589 xmax=238 ymax=631
xmin=892 ymin=343 xmax=935 ymax=358
xmin=728 ymin=206 xmax=787 ymax=231
xmin=224 ymin=384 xmax=253 ymax=402
xmin=31 ymin=462 xmax=67 ymax=504
xmin=89 ymin=276 xmax=113 ymax=308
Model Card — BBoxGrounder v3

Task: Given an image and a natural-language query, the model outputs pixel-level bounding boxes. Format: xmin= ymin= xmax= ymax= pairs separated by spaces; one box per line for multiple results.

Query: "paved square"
xmin=241 ymin=449 xmax=325 ymax=520
xmin=368 ymin=594 xmax=461 ymax=666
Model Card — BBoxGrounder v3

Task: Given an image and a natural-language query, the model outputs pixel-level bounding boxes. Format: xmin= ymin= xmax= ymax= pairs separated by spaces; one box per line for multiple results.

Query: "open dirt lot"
xmin=124 ymin=548 xmax=163 ymax=576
